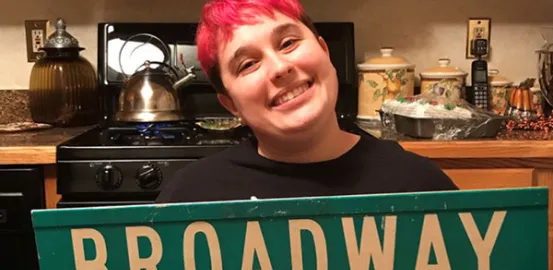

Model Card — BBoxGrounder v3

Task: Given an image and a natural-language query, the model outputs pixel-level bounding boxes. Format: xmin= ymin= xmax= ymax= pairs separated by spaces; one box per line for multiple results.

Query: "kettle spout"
xmin=173 ymin=66 xmax=197 ymax=89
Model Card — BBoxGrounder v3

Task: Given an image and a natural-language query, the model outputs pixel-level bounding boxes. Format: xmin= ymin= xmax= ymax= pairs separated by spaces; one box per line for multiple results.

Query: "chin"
xmin=276 ymin=104 xmax=332 ymax=135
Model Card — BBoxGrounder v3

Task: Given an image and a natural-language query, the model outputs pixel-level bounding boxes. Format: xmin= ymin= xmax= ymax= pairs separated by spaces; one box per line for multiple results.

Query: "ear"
xmin=217 ymin=93 xmax=240 ymax=117
xmin=317 ymin=36 xmax=330 ymax=55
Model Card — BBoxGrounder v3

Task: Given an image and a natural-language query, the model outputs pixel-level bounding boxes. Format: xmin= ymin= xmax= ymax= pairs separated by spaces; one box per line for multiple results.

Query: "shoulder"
xmin=357 ymin=133 xmax=459 ymax=192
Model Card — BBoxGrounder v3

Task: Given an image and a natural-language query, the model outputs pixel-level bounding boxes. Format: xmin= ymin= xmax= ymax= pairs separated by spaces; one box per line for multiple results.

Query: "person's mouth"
xmin=271 ymin=79 xmax=314 ymax=107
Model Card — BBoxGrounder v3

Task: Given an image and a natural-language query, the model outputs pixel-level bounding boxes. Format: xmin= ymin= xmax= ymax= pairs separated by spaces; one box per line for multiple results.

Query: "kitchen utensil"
xmin=356 ymin=47 xmax=415 ymax=123
xmin=115 ymin=33 xmax=196 ymax=123
xmin=488 ymin=69 xmax=512 ymax=115
xmin=420 ymin=58 xmax=467 ymax=103
xmin=195 ymin=117 xmax=243 ymax=133
xmin=28 ymin=18 xmax=98 ymax=126
xmin=538 ymin=27 xmax=553 ymax=111
xmin=0 ymin=122 xmax=52 ymax=133
xmin=116 ymin=60 xmax=196 ymax=122
xmin=389 ymin=112 xmax=508 ymax=139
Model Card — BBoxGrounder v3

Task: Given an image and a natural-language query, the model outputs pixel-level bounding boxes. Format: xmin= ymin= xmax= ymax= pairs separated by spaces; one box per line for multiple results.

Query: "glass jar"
xmin=28 ymin=18 xmax=98 ymax=126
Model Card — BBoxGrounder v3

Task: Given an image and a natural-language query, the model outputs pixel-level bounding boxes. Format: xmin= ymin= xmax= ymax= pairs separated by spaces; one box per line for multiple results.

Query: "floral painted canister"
xmin=488 ymin=69 xmax=512 ymax=115
xmin=356 ymin=47 xmax=415 ymax=121
xmin=420 ymin=58 xmax=467 ymax=103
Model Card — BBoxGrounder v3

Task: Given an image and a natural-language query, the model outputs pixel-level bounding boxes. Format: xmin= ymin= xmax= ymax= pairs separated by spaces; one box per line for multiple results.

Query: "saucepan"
xmin=195 ymin=117 xmax=243 ymax=133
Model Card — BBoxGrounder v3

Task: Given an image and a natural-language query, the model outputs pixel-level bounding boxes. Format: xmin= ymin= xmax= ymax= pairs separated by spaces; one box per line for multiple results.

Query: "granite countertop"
xmin=354 ymin=121 xmax=553 ymax=159
xmin=2 ymin=119 xmax=553 ymax=166
xmin=0 ymin=125 xmax=95 ymax=165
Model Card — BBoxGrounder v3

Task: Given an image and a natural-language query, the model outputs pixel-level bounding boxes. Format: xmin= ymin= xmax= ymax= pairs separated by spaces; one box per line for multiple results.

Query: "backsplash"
xmin=0 ymin=0 xmax=552 ymax=90
xmin=0 ymin=90 xmax=32 ymax=124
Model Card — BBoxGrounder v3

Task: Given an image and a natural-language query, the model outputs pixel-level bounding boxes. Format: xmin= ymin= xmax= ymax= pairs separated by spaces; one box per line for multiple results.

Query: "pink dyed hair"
xmin=196 ymin=0 xmax=318 ymax=92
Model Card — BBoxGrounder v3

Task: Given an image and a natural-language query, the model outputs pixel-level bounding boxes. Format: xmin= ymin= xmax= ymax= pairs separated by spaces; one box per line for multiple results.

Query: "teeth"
xmin=274 ymin=83 xmax=310 ymax=106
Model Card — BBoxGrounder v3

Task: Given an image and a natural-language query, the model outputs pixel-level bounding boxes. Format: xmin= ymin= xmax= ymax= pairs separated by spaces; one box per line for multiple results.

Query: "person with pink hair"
xmin=156 ymin=0 xmax=457 ymax=203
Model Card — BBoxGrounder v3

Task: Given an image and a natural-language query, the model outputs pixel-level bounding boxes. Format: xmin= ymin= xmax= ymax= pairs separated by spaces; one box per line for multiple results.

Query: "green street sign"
xmin=32 ymin=188 xmax=548 ymax=269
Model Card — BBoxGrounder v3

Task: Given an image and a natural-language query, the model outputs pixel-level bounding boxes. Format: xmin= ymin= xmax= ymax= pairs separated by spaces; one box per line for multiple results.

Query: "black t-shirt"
xmin=156 ymin=133 xmax=458 ymax=203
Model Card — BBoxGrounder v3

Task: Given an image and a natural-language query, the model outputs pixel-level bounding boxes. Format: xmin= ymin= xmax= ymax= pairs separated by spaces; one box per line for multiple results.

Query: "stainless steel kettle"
xmin=115 ymin=60 xmax=196 ymax=122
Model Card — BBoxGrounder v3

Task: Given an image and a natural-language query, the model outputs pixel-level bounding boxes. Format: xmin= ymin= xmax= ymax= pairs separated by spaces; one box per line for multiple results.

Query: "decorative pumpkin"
xmin=506 ymin=78 xmax=537 ymax=119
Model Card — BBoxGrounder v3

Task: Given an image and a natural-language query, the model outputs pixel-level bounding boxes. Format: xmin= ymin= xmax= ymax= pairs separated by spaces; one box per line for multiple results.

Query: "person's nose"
xmin=268 ymin=53 xmax=293 ymax=84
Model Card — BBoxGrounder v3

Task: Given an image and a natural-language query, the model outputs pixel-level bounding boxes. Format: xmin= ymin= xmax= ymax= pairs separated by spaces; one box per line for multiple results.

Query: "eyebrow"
xmin=227 ymin=23 xmax=301 ymax=71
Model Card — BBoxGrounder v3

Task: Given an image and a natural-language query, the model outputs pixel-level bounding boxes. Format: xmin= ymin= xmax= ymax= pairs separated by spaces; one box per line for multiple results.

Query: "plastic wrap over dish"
xmin=379 ymin=93 xmax=508 ymax=140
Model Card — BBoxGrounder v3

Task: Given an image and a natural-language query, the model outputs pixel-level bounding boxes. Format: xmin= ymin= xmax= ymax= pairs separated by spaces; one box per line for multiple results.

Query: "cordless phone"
xmin=469 ymin=39 xmax=490 ymax=110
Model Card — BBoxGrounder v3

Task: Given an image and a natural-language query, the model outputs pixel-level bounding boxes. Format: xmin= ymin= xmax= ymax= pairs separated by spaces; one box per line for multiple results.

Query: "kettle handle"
xmin=134 ymin=61 xmax=181 ymax=79
xmin=141 ymin=61 xmax=179 ymax=78
xmin=118 ymin=33 xmax=172 ymax=79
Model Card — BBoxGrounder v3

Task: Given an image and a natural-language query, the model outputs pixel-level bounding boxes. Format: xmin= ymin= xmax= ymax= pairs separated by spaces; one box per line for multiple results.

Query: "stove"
xmin=55 ymin=21 xmax=358 ymax=208
xmin=56 ymin=122 xmax=252 ymax=207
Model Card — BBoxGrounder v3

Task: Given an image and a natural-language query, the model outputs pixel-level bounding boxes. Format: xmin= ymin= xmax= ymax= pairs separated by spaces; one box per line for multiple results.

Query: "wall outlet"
xmin=466 ymin=18 xmax=491 ymax=59
xmin=25 ymin=20 xmax=50 ymax=62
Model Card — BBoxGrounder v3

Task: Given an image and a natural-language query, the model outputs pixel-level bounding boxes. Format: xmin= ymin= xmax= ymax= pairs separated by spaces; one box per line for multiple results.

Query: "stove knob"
xmin=95 ymin=165 xmax=123 ymax=190
xmin=136 ymin=164 xmax=162 ymax=190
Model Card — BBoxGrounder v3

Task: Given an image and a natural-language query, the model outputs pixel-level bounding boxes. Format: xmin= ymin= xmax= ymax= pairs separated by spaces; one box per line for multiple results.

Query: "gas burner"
xmin=100 ymin=122 xmax=197 ymax=146
xmin=135 ymin=122 xmax=175 ymax=136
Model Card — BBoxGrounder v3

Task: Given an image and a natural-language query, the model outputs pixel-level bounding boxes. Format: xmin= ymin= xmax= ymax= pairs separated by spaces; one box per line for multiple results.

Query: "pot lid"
xmin=357 ymin=47 xmax=414 ymax=70
xmin=488 ymin=69 xmax=512 ymax=86
xmin=420 ymin=58 xmax=467 ymax=78
xmin=43 ymin=18 xmax=82 ymax=49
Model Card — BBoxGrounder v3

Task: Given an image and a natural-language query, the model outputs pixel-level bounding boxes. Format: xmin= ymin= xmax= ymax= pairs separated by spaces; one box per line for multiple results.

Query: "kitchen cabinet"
xmin=445 ymin=167 xmax=553 ymax=269
xmin=399 ymin=140 xmax=553 ymax=270
xmin=0 ymin=165 xmax=45 ymax=270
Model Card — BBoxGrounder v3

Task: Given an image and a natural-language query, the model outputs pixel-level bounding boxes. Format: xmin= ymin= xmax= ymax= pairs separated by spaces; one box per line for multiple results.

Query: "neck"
xmin=255 ymin=116 xmax=360 ymax=163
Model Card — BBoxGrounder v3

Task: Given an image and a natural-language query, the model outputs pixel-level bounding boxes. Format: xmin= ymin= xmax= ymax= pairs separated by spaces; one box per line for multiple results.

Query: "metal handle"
xmin=133 ymin=60 xmax=181 ymax=80
xmin=118 ymin=33 xmax=172 ymax=79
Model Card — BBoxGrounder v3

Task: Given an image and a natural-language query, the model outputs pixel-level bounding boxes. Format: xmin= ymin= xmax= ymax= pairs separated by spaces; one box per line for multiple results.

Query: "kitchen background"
xmin=0 ymin=0 xmax=552 ymax=121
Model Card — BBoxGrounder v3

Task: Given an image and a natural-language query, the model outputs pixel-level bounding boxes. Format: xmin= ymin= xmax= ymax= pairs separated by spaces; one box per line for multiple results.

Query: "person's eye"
xmin=280 ymin=39 xmax=299 ymax=50
xmin=238 ymin=60 xmax=256 ymax=73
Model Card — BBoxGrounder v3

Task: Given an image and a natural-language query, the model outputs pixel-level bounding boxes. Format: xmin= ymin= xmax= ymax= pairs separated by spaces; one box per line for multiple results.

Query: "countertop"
xmin=2 ymin=122 xmax=553 ymax=165
xmin=359 ymin=125 xmax=553 ymax=159
xmin=0 ymin=125 xmax=94 ymax=165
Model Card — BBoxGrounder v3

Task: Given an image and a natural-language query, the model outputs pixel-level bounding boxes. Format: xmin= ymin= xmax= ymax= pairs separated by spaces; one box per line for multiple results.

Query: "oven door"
xmin=57 ymin=199 xmax=154 ymax=208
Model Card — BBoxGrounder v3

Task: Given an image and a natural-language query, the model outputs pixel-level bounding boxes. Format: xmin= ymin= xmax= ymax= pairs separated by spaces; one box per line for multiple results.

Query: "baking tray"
xmin=380 ymin=111 xmax=509 ymax=139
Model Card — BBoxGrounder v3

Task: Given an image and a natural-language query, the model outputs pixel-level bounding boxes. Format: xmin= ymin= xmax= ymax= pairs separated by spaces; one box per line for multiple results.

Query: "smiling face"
xmin=216 ymin=12 xmax=339 ymax=141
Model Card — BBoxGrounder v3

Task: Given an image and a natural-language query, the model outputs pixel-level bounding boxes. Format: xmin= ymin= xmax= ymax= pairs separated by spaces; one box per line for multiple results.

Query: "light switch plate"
xmin=466 ymin=18 xmax=491 ymax=59
xmin=25 ymin=20 xmax=50 ymax=62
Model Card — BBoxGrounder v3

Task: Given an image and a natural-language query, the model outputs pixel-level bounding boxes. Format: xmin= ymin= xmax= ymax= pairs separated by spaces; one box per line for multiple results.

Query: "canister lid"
xmin=357 ymin=47 xmax=415 ymax=71
xmin=488 ymin=69 xmax=512 ymax=86
xmin=420 ymin=58 xmax=467 ymax=79
xmin=43 ymin=18 xmax=82 ymax=49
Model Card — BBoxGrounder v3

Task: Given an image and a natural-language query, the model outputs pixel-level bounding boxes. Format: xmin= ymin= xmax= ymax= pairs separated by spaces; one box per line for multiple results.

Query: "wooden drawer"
xmin=443 ymin=168 xmax=535 ymax=190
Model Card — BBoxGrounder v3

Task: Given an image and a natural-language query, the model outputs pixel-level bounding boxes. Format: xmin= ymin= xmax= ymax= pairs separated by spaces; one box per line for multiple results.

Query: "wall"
xmin=1 ymin=0 xmax=552 ymax=90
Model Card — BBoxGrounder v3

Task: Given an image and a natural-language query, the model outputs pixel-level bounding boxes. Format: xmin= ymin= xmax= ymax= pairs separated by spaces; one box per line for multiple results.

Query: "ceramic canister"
xmin=420 ymin=58 xmax=467 ymax=103
xmin=356 ymin=47 xmax=415 ymax=121
xmin=488 ymin=69 xmax=513 ymax=115
xmin=531 ymin=84 xmax=544 ymax=115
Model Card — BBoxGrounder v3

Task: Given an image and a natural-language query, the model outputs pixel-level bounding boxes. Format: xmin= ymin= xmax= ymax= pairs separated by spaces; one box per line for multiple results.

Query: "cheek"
xmin=291 ymin=45 xmax=331 ymax=73
xmin=228 ymin=76 xmax=268 ymax=109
